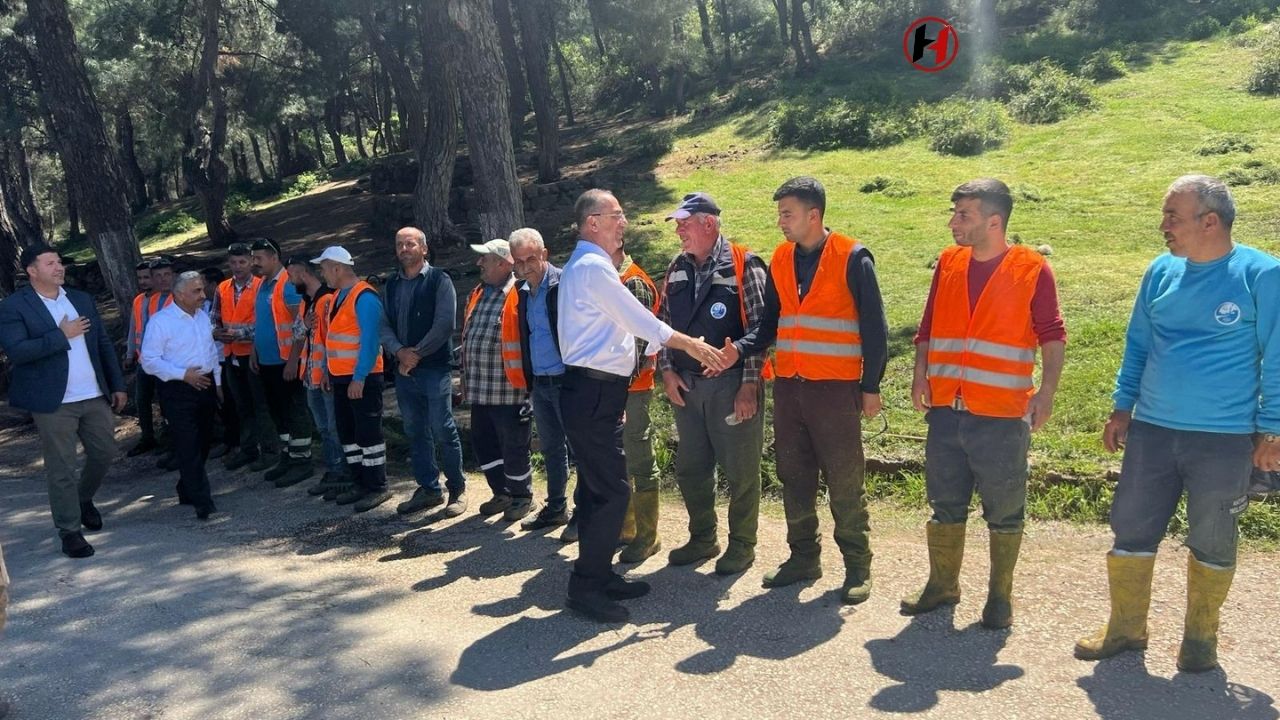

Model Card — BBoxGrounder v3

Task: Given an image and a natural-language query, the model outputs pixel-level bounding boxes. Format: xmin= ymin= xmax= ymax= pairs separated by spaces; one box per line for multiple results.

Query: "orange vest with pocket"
xmin=325 ymin=281 xmax=384 ymax=377
xmin=217 ymin=276 xmax=261 ymax=358
xmin=770 ymin=232 xmax=863 ymax=381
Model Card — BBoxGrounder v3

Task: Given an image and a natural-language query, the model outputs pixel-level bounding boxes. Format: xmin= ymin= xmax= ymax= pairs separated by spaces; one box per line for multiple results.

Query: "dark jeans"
xmin=471 ymin=403 xmax=533 ymax=498
xmin=157 ymin=379 xmax=217 ymax=514
xmin=219 ymin=361 xmax=240 ymax=448
xmin=560 ymin=367 xmax=630 ymax=587
xmin=530 ymin=376 xmax=571 ymax=509
xmin=333 ymin=376 xmax=387 ymax=491
xmin=395 ymin=364 xmax=465 ymax=495
xmin=305 ymin=387 xmax=344 ymax=473
xmin=1111 ymin=420 xmax=1253 ymax=567
xmin=226 ymin=357 xmax=277 ymax=455
xmin=773 ymin=377 xmax=872 ymax=571
xmin=259 ymin=362 xmax=313 ymax=460
xmin=135 ymin=369 xmax=157 ymax=441
xmin=924 ymin=407 xmax=1030 ymax=532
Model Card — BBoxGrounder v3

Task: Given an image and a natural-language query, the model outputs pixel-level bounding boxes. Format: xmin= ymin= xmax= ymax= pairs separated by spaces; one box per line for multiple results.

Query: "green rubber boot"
xmin=1074 ymin=552 xmax=1156 ymax=660
xmin=1177 ymin=555 xmax=1235 ymax=673
xmin=620 ymin=490 xmax=662 ymax=563
xmin=901 ymin=522 xmax=966 ymax=615
xmin=981 ymin=530 xmax=1023 ymax=629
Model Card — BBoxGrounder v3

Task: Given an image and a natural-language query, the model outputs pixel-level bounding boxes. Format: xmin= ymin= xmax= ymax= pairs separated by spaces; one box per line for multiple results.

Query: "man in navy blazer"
xmin=0 ymin=245 xmax=127 ymax=558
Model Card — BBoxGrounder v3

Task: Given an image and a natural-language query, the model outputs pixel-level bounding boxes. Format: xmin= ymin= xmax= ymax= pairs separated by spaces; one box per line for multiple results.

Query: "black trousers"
xmin=559 ymin=367 xmax=630 ymax=587
xmin=259 ymin=362 xmax=314 ymax=460
xmin=218 ymin=361 xmax=240 ymax=448
xmin=135 ymin=369 xmax=157 ymax=441
xmin=157 ymin=379 xmax=217 ymax=513
xmin=471 ymin=403 xmax=533 ymax=499
xmin=333 ymin=375 xmax=387 ymax=491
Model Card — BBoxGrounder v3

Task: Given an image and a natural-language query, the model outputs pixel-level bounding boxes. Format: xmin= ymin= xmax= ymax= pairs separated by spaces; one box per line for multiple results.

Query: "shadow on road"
xmin=1078 ymin=657 xmax=1278 ymax=720
xmin=864 ymin=607 xmax=1024 ymax=713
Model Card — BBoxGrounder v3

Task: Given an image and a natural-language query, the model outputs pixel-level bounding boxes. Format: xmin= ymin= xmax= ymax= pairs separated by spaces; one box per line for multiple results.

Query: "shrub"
xmin=1078 ymin=49 xmax=1127 ymax=81
xmin=137 ymin=210 xmax=198 ymax=238
xmin=628 ymin=127 xmax=675 ymax=159
xmin=770 ymin=99 xmax=912 ymax=151
xmin=867 ymin=112 xmax=913 ymax=148
xmin=226 ymin=192 xmax=252 ymax=218
xmin=1227 ymin=14 xmax=1262 ymax=35
xmin=1246 ymin=29 xmax=1280 ymax=95
xmin=1185 ymin=16 xmax=1223 ymax=40
xmin=859 ymin=176 xmax=892 ymax=193
xmin=281 ymin=169 xmax=328 ymax=199
xmin=1195 ymin=134 xmax=1255 ymax=155
xmin=917 ymin=99 xmax=1010 ymax=157
xmin=1006 ymin=61 xmax=1096 ymax=124
xmin=859 ymin=176 xmax=916 ymax=197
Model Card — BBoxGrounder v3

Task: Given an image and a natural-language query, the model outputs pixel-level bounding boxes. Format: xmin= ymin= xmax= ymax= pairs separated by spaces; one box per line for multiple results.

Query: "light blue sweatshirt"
xmin=1114 ymin=244 xmax=1280 ymax=434
xmin=332 ymin=286 xmax=384 ymax=382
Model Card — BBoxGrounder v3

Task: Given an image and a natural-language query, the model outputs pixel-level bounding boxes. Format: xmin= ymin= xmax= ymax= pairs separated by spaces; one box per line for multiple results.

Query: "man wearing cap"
xmin=141 ymin=270 xmax=223 ymax=520
xmin=504 ymin=228 xmax=574 ymax=532
xmin=557 ymin=189 xmax=726 ymax=623
xmin=659 ymin=192 xmax=769 ymax=575
xmin=0 ymin=245 xmax=127 ymax=557
xmin=212 ymin=242 xmax=275 ymax=472
xmin=381 ymin=227 xmax=468 ymax=518
xmin=250 ymin=237 xmax=314 ymax=488
xmin=315 ymin=246 xmax=392 ymax=512
xmin=126 ymin=258 xmax=174 ymax=457
xmin=737 ymin=176 xmax=889 ymax=605
xmin=286 ymin=256 xmax=346 ymax=497
xmin=463 ymin=239 xmax=537 ymax=523
xmin=903 ymin=178 xmax=1065 ymax=629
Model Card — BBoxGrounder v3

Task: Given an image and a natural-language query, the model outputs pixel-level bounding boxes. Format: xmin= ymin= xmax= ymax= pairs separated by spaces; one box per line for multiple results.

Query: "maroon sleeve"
xmin=1032 ymin=262 xmax=1067 ymax=344
xmin=914 ymin=262 xmax=942 ymax=344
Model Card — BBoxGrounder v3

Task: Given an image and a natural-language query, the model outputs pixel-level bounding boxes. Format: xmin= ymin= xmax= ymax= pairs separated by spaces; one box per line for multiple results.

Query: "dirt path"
xmin=1 ymin=419 xmax=1277 ymax=720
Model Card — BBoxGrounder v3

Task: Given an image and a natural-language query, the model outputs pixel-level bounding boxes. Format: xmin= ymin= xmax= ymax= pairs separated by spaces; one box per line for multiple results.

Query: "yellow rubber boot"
xmin=901 ymin=522 xmax=966 ymax=615
xmin=618 ymin=483 xmax=637 ymax=546
xmin=981 ymin=530 xmax=1023 ymax=629
xmin=1177 ymin=555 xmax=1236 ymax=673
xmin=619 ymin=490 xmax=662 ymax=563
xmin=1074 ymin=552 xmax=1156 ymax=660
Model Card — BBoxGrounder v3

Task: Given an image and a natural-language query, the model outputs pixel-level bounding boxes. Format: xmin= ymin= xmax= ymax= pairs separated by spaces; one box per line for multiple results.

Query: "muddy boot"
xmin=901 ymin=522 xmax=966 ymax=615
xmin=841 ymin=563 xmax=872 ymax=605
xmin=981 ymin=530 xmax=1023 ymax=629
xmin=1074 ymin=551 xmax=1156 ymax=660
xmin=620 ymin=490 xmax=662 ymax=563
xmin=619 ymin=490 xmax=638 ymax=546
xmin=1177 ymin=555 xmax=1236 ymax=673
xmin=762 ymin=552 xmax=822 ymax=588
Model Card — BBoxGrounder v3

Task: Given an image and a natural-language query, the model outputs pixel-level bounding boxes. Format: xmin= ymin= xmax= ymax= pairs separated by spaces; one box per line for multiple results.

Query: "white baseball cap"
xmin=311 ymin=245 xmax=354 ymax=266
xmin=470 ymin=239 xmax=512 ymax=262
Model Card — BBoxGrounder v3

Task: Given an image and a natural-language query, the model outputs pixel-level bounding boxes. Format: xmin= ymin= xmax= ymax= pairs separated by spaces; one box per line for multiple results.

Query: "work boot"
xmin=307 ymin=471 xmax=347 ymax=496
xmin=522 ymin=504 xmax=569 ymax=530
xmin=841 ymin=564 xmax=873 ymax=605
xmin=668 ymin=535 xmax=720 ymax=566
xmin=127 ymin=436 xmax=158 ymax=457
xmin=619 ymin=490 xmax=662 ymax=563
xmin=901 ymin=522 xmax=966 ymax=615
xmin=354 ymin=489 xmax=393 ymax=513
xmin=1177 ymin=555 xmax=1236 ymax=673
xmin=263 ymin=455 xmax=292 ymax=483
xmin=503 ymin=497 xmax=537 ymax=522
xmin=560 ymin=512 xmax=579 ymax=543
xmin=223 ymin=449 xmax=258 ymax=471
xmin=1074 ymin=551 xmax=1157 ymax=660
xmin=249 ymin=453 xmax=278 ymax=473
xmin=478 ymin=493 xmax=513 ymax=517
xmin=274 ymin=458 xmax=314 ymax=488
xmin=714 ymin=541 xmax=755 ymax=576
xmin=762 ymin=553 xmax=822 ymax=588
xmin=981 ymin=530 xmax=1023 ymax=629
xmin=335 ymin=486 xmax=368 ymax=505
xmin=208 ymin=443 xmax=229 ymax=460
xmin=443 ymin=490 xmax=468 ymax=518
xmin=397 ymin=487 xmax=445 ymax=515
xmin=567 ymin=573 xmax=629 ymax=624
xmin=324 ymin=481 xmax=355 ymax=502
xmin=619 ymin=492 xmax=638 ymax=546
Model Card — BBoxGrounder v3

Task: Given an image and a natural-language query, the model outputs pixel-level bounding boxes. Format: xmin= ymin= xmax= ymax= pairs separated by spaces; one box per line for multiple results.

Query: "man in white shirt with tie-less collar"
xmin=142 ymin=271 xmax=223 ymax=520
xmin=557 ymin=188 xmax=727 ymax=624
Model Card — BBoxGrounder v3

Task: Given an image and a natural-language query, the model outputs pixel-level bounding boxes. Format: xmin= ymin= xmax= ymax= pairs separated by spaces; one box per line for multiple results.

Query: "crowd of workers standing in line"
xmin=1 ymin=171 xmax=1277 ymax=686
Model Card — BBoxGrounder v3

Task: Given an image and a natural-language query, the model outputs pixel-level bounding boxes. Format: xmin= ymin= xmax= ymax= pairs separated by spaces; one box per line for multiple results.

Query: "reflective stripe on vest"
xmin=769 ymin=232 xmax=863 ymax=381
xmin=620 ymin=260 xmax=659 ymax=393
xmin=218 ymin=276 xmax=261 ymax=357
xmin=324 ymin=282 xmax=384 ymax=376
xmin=499 ymin=287 xmax=526 ymax=389
xmin=301 ymin=293 xmax=333 ymax=387
xmin=267 ymin=272 xmax=297 ymax=361
xmin=925 ymin=244 xmax=1043 ymax=417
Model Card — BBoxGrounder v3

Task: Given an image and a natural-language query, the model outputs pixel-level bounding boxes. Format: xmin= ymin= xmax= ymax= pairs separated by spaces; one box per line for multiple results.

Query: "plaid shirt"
xmin=462 ymin=279 xmax=525 ymax=406
xmin=658 ymin=236 xmax=766 ymax=384
xmin=619 ymin=255 xmax=656 ymax=376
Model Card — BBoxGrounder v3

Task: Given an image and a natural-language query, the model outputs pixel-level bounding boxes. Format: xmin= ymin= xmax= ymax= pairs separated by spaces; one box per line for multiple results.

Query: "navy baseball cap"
xmin=665 ymin=192 xmax=722 ymax=220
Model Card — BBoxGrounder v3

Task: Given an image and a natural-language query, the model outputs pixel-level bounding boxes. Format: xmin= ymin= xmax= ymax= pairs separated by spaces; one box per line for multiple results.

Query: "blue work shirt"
xmin=527 ymin=271 xmax=565 ymax=376
xmin=254 ymin=268 xmax=302 ymax=366
xmin=332 ymin=285 xmax=385 ymax=382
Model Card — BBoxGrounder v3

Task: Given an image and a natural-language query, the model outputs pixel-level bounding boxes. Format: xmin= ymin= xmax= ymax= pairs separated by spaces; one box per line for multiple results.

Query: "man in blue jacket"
xmin=0 ymin=245 xmax=127 ymax=558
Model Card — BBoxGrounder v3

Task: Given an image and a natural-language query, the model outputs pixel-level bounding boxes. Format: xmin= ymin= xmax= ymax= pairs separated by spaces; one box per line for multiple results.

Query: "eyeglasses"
xmin=590 ymin=210 xmax=627 ymax=221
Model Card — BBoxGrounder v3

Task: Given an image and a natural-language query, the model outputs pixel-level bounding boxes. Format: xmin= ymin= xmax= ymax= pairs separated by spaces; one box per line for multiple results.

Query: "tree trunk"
xmin=180 ymin=0 xmax=236 ymax=246
xmin=671 ymin=20 xmax=687 ymax=115
xmin=274 ymin=122 xmax=295 ymax=177
xmin=63 ymin=161 xmax=81 ymax=245
xmin=148 ymin=161 xmax=171 ymax=202
xmin=324 ymin=95 xmax=348 ymax=165
xmin=115 ymin=108 xmax=149 ymax=213
xmin=310 ymin=119 xmax=328 ymax=167
xmin=24 ymin=0 xmax=141 ymax=309
xmin=695 ymin=0 xmax=716 ymax=59
xmin=773 ymin=0 xmax=788 ymax=44
xmin=372 ymin=62 xmax=396 ymax=153
xmin=585 ymin=0 xmax=607 ymax=56
xmin=248 ymin=134 xmax=267 ymax=181
xmin=515 ymin=0 xmax=559 ymax=182
xmin=291 ymin=126 xmax=317 ymax=172
xmin=719 ymin=0 xmax=733 ymax=73
xmin=789 ymin=0 xmax=810 ymax=70
xmin=798 ymin=0 xmax=816 ymax=62
xmin=491 ymin=0 xmax=529 ymax=140
xmin=230 ymin=142 xmax=248 ymax=185
xmin=444 ymin=0 xmax=524 ymax=241
xmin=361 ymin=4 xmax=425 ymax=151
xmin=0 ymin=137 xmax=45 ymax=248
xmin=352 ymin=106 xmax=369 ymax=159
xmin=415 ymin=1 xmax=461 ymax=246
xmin=550 ymin=21 xmax=575 ymax=126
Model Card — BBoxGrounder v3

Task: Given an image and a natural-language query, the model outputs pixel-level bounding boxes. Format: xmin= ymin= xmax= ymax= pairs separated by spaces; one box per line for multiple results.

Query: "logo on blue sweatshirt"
xmin=1215 ymin=301 xmax=1242 ymax=326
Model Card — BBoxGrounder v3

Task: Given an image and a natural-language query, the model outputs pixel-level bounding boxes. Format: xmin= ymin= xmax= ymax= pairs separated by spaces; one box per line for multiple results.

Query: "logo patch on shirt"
xmin=709 ymin=302 xmax=727 ymax=320
xmin=1214 ymin=301 xmax=1242 ymax=326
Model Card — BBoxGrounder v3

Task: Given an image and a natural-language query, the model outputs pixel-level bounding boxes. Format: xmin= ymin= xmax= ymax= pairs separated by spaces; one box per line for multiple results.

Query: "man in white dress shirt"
xmin=142 ymin=271 xmax=223 ymax=520
xmin=557 ymin=189 xmax=726 ymax=623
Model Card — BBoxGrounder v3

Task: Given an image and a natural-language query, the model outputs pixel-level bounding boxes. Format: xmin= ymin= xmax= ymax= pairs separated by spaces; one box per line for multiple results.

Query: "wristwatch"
xmin=1265 ymin=433 xmax=1279 ymax=443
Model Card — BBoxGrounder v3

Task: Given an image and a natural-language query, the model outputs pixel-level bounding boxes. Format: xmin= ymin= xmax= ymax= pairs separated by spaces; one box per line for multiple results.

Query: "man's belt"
xmin=565 ymin=365 xmax=630 ymax=384
xmin=532 ymin=374 xmax=564 ymax=386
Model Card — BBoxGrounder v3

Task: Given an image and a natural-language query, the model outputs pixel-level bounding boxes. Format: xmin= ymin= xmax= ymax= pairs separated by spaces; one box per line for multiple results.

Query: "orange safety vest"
xmin=266 ymin=272 xmax=298 ymax=361
xmin=301 ymin=292 xmax=334 ymax=387
xmin=926 ymin=244 xmax=1043 ymax=418
xmin=728 ymin=243 xmax=775 ymax=381
xmin=132 ymin=291 xmax=174 ymax=358
xmin=620 ymin=260 xmax=660 ymax=392
xmin=217 ymin=276 xmax=262 ymax=357
xmin=770 ymin=232 xmax=864 ymax=381
xmin=499 ymin=289 xmax=525 ymax=390
xmin=325 ymin=281 xmax=384 ymax=377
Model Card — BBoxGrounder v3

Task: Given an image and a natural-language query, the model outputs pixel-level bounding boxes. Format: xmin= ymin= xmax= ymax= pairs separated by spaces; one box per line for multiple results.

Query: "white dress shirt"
xmin=36 ymin=288 xmax=101 ymax=403
xmin=557 ymin=240 xmax=674 ymax=377
xmin=141 ymin=303 xmax=222 ymax=387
